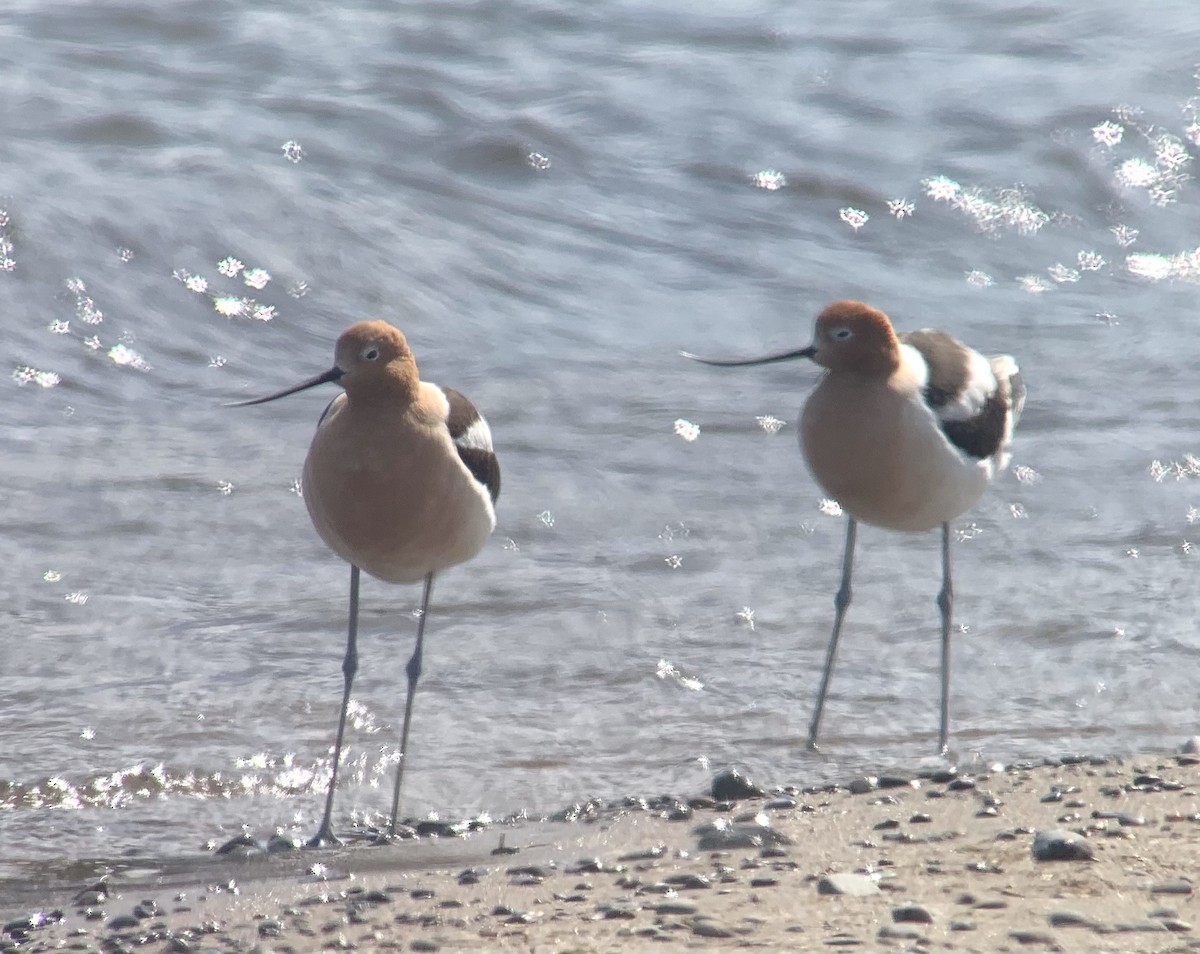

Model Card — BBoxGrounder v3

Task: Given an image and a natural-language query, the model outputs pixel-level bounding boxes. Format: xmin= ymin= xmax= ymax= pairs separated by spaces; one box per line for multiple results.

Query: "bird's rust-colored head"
xmin=227 ymin=319 xmax=420 ymax=408
xmin=807 ymin=300 xmax=901 ymax=375
xmin=333 ymin=320 xmax=420 ymax=400
xmin=681 ymin=299 xmax=901 ymax=377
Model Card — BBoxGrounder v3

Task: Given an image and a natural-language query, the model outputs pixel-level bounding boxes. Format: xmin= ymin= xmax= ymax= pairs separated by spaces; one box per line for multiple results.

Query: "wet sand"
xmin=6 ymin=751 xmax=1200 ymax=952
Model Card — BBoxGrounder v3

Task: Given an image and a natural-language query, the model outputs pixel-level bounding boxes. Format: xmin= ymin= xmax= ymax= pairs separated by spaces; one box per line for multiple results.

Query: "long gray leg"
xmin=386 ymin=572 xmax=434 ymax=836
xmin=937 ymin=522 xmax=952 ymax=756
xmin=807 ymin=518 xmax=857 ymax=751
xmin=309 ymin=564 xmax=360 ymax=848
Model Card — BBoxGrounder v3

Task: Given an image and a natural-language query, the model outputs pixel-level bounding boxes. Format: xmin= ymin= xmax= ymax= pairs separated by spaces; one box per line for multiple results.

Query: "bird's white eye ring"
xmin=832 ymin=328 xmax=852 ymax=340
xmin=362 ymin=345 xmax=381 ymax=361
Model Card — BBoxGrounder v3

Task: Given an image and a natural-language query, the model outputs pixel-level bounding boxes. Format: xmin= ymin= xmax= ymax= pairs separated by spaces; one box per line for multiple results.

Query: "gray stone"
xmin=1031 ymin=829 xmax=1094 ymax=862
xmin=654 ymin=900 xmax=697 ymax=915
xmin=711 ymin=768 xmax=765 ymax=801
xmin=1009 ymin=929 xmax=1056 ymax=944
xmin=878 ymin=925 xmax=924 ymax=940
xmin=1047 ymin=910 xmax=1101 ymax=929
xmin=1150 ymin=880 xmax=1193 ymax=895
xmin=817 ymin=873 xmax=880 ymax=897
xmin=690 ymin=918 xmax=736 ymax=938
xmin=892 ymin=904 xmax=933 ymax=924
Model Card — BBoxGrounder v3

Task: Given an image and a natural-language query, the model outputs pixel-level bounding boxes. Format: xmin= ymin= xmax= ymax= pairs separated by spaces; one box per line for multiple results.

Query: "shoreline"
xmin=5 ymin=747 xmax=1200 ymax=952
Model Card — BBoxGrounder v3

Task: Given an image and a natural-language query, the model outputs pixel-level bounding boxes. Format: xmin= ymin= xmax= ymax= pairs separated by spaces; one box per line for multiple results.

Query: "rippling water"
xmin=4 ymin=0 xmax=1200 ymax=880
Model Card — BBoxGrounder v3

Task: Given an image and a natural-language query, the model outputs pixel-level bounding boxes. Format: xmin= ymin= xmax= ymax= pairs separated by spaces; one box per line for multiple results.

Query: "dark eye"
xmin=362 ymin=345 xmax=380 ymax=361
xmin=832 ymin=328 xmax=852 ymax=340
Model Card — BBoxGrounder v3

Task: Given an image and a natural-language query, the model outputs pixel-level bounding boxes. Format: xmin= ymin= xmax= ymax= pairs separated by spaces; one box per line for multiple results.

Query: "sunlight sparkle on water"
xmin=243 ymin=268 xmax=271 ymax=290
xmin=736 ymin=607 xmax=755 ymax=631
xmin=281 ymin=140 xmax=305 ymax=163
xmin=756 ymin=415 xmax=785 ymax=434
xmin=1017 ymin=275 xmax=1053 ymax=293
xmin=218 ymin=257 xmax=243 ymax=278
xmin=1110 ymin=225 xmax=1139 ymax=246
xmin=838 ymin=207 xmax=868 ymax=231
xmin=965 ymin=270 xmax=993 ymax=288
xmin=13 ymin=366 xmax=61 ymax=388
xmin=673 ymin=418 xmax=701 ymax=442
xmin=751 ymin=169 xmax=786 ymax=191
xmin=108 ymin=344 xmax=151 ymax=371
xmin=1127 ymin=248 xmax=1200 ymax=282
xmin=818 ymin=499 xmax=842 ymax=517
xmin=887 ymin=199 xmax=915 ymax=219
xmin=537 ymin=510 xmax=554 ymax=528
xmin=1092 ymin=121 xmax=1124 ymax=147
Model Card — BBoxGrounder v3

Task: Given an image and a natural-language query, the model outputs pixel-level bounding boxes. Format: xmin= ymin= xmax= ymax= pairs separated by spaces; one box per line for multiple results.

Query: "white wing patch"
xmin=930 ymin=347 xmax=997 ymax=423
xmin=455 ymin=415 xmax=494 ymax=452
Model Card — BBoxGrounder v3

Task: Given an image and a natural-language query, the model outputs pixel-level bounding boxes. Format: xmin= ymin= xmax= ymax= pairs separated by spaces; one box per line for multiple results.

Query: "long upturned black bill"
xmin=679 ymin=344 xmax=816 ymax=367
xmin=226 ymin=366 xmax=345 ymax=407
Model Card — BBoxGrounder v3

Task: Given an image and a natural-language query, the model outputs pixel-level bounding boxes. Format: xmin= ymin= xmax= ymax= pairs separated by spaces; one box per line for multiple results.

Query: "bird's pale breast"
xmin=800 ymin=374 xmax=990 ymax=532
xmin=302 ymin=394 xmax=496 ymax=583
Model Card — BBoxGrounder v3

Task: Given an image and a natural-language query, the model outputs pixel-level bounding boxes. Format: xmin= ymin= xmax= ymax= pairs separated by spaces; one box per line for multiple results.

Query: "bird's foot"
xmin=372 ymin=823 xmax=417 ymax=846
xmin=305 ymin=828 xmax=344 ymax=849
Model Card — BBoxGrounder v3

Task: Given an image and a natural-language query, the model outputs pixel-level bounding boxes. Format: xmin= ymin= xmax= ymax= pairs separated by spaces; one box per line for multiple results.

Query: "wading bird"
xmin=686 ymin=300 xmax=1024 ymax=755
xmin=232 ymin=320 xmax=500 ymax=844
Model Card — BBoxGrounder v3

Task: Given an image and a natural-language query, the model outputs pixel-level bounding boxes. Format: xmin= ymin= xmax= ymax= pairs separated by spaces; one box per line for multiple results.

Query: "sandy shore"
xmin=6 ymin=751 xmax=1200 ymax=953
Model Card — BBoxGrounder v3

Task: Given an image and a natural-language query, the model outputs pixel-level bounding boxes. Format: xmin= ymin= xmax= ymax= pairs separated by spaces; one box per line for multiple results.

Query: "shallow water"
xmin=4 ymin=0 xmax=1200 ymax=875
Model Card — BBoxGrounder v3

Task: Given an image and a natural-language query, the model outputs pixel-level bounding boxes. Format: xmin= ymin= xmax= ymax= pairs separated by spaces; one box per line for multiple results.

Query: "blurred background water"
xmin=3 ymin=0 xmax=1200 ymax=880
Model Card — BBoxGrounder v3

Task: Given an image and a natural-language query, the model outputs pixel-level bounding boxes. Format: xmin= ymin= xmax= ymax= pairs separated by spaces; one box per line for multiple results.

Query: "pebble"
xmin=711 ymin=769 xmax=765 ymax=800
xmin=1162 ymin=919 xmax=1193 ymax=932
xmin=765 ymin=796 xmax=796 ymax=810
xmin=949 ymin=919 xmax=976 ymax=931
xmin=847 ymin=777 xmax=878 ymax=795
xmin=457 ymin=867 xmax=486 ymax=885
xmin=1009 ymin=929 xmax=1056 ymax=944
xmin=878 ymin=925 xmax=924 ymax=940
xmin=665 ymin=873 xmax=711 ymax=890
xmin=909 ymin=812 xmax=932 ymax=824
xmin=817 ymin=873 xmax=880 ymax=897
xmin=877 ymin=775 xmax=918 ymax=790
xmin=690 ymin=918 xmax=736 ymax=938
xmin=654 ymin=900 xmax=698 ymax=915
xmin=410 ymin=940 xmax=440 ymax=952
xmin=1047 ymin=910 xmax=1100 ymax=929
xmin=1149 ymin=880 xmax=1193 ymax=895
xmin=892 ymin=904 xmax=933 ymax=924
xmin=1031 ymin=829 xmax=1095 ymax=862
xmin=947 ymin=777 xmax=977 ymax=791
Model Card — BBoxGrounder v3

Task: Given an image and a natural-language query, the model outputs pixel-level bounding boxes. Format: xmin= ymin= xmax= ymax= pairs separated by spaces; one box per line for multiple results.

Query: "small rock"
xmin=873 ymin=819 xmax=900 ymax=830
xmin=457 ymin=867 xmax=486 ymax=885
xmin=1161 ymin=919 xmax=1193 ymax=932
xmin=711 ymin=769 xmax=765 ymax=801
xmin=654 ymin=900 xmax=697 ymax=915
xmin=665 ymin=873 xmax=711 ymax=890
xmin=1031 ymin=829 xmax=1094 ymax=862
xmin=949 ymin=919 xmax=976 ymax=931
xmin=879 ymin=925 xmax=924 ymax=940
xmin=892 ymin=904 xmax=933 ymax=924
xmin=258 ymin=920 xmax=284 ymax=938
xmin=847 ymin=777 xmax=878 ymax=795
xmin=690 ymin=918 xmax=735 ymax=938
xmin=1150 ymin=881 xmax=1193 ymax=895
xmin=817 ymin=873 xmax=880 ymax=897
xmin=108 ymin=913 xmax=144 ymax=931
xmin=410 ymin=940 xmax=440 ymax=952
xmin=909 ymin=812 xmax=932 ymax=824
xmin=1009 ymin=929 xmax=1056 ymax=944
xmin=215 ymin=834 xmax=262 ymax=856
xmin=1180 ymin=736 xmax=1200 ymax=754
xmin=877 ymin=775 xmax=917 ymax=790
xmin=765 ymin=796 xmax=796 ymax=810
xmin=1047 ymin=910 xmax=1100 ymax=929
